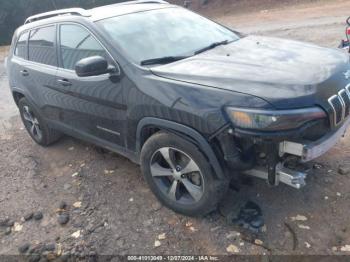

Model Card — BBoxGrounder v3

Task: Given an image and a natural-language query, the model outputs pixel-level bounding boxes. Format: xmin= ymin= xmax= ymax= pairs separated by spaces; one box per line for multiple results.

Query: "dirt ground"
xmin=1 ymin=0 xmax=350 ymax=259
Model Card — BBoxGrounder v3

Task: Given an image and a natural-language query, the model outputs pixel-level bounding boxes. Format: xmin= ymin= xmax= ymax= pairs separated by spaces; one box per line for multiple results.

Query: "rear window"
xmin=14 ymin=31 xmax=29 ymax=59
xmin=28 ymin=26 xmax=57 ymax=66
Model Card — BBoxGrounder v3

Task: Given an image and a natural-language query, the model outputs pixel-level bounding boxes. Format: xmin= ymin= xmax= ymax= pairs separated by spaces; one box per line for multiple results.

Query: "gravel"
xmin=338 ymin=166 xmax=350 ymax=175
xmin=59 ymin=201 xmax=67 ymax=210
xmin=0 ymin=218 xmax=9 ymax=227
xmin=33 ymin=211 xmax=43 ymax=221
xmin=57 ymin=213 xmax=70 ymax=225
xmin=4 ymin=227 xmax=11 ymax=235
xmin=18 ymin=243 xmax=30 ymax=254
xmin=44 ymin=243 xmax=56 ymax=252
xmin=24 ymin=212 xmax=34 ymax=221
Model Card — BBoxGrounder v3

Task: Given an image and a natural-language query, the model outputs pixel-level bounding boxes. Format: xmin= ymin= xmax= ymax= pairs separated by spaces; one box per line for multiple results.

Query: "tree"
xmin=0 ymin=0 xmax=126 ymax=45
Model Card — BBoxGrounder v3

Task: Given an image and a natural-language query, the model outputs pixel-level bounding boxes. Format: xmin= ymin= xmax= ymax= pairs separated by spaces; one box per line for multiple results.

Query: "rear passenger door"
xmin=54 ymin=23 xmax=125 ymax=146
xmin=24 ymin=25 xmax=58 ymax=114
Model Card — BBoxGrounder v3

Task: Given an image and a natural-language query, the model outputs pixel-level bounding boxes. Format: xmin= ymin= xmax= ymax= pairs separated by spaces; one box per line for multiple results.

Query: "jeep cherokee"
xmin=6 ymin=0 xmax=350 ymax=216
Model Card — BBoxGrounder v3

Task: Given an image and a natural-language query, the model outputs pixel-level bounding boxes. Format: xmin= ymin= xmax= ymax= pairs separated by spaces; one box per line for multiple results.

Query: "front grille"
xmin=328 ymin=86 xmax=350 ymax=126
xmin=340 ymin=90 xmax=350 ymax=116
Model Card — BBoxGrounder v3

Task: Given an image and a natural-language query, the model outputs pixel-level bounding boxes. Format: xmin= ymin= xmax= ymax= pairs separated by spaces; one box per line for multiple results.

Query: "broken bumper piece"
xmin=243 ymin=165 xmax=307 ymax=189
xmin=279 ymin=117 xmax=350 ymax=162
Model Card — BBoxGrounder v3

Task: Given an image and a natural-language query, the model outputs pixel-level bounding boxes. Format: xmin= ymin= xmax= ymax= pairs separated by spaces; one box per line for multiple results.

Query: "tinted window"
xmin=15 ymin=31 xmax=29 ymax=59
xmin=28 ymin=26 xmax=56 ymax=66
xmin=60 ymin=24 xmax=107 ymax=70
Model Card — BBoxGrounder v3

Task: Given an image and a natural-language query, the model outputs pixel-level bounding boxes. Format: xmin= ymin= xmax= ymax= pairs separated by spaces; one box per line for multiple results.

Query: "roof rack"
xmin=24 ymin=1 xmax=169 ymax=24
xmin=97 ymin=0 xmax=169 ymax=9
xmin=24 ymin=8 xmax=90 ymax=24
xmin=120 ymin=0 xmax=169 ymax=5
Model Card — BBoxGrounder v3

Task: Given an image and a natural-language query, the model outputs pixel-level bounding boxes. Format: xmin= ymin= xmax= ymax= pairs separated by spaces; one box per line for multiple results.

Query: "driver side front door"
xmin=51 ymin=23 xmax=126 ymax=147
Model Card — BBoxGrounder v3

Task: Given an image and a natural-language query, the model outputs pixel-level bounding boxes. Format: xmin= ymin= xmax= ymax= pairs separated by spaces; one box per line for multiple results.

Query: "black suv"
xmin=6 ymin=0 xmax=350 ymax=216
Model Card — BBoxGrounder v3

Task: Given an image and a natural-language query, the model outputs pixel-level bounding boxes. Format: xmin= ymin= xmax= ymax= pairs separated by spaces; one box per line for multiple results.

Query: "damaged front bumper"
xmin=279 ymin=117 xmax=350 ymax=162
xmin=239 ymin=117 xmax=349 ymax=189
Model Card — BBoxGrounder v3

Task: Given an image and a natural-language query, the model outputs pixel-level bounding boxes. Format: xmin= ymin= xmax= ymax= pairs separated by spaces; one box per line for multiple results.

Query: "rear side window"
xmin=28 ymin=26 xmax=56 ymax=66
xmin=14 ymin=31 xmax=29 ymax=59
xmin=59 ymin=24 xmax=108 ymax=70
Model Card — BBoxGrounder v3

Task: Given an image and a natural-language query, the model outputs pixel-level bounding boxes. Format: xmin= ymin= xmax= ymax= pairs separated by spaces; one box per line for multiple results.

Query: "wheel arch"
xmin=136 ymin=117 xmax=226 ymax=180
xmin=12 ymin=90 xmax=25 ymax=106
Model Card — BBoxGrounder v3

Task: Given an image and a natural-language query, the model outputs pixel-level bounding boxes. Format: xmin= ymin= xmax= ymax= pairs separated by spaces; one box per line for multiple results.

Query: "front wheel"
xmin=141 ymin=132 xmax=228 ymax=216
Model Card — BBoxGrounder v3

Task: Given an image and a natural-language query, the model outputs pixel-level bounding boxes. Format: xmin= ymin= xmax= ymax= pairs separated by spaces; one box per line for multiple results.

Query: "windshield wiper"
xmin=140 ymin=56 xmax=190 ymax=66
xmin=194 ymin=40 xmax=229 ymax=55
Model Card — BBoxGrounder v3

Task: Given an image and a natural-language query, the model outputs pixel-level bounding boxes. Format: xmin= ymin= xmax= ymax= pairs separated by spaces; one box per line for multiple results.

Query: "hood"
xmin=151 ymin=36 xmax=349 ymax=109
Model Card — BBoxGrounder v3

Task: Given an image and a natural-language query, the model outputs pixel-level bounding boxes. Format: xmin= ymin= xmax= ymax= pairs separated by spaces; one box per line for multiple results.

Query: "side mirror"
xmin=75 ymin=56 xmax=117 ymax=77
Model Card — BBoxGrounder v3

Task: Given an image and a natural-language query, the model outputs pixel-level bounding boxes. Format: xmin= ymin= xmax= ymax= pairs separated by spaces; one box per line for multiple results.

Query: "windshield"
xmin=96 ymin=7 xmax=239 ymax=65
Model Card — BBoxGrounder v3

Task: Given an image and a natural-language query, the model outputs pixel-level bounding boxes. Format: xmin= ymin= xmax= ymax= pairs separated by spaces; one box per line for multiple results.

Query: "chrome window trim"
xmin=24 ymin=59 xmax=58 ymax=70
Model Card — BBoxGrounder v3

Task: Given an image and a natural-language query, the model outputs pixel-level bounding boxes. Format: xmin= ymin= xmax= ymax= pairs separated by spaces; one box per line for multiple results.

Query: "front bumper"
xmin=279 ymin=117 xmax=350 ymax=162
xmin=242 ymin=118 xmax=349 ymax=189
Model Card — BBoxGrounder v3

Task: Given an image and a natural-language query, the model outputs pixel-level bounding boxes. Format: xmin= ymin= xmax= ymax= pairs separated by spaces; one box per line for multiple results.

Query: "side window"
xmin=28 ymin=26 xmax=56 ymax=66
xmin=59 ymin=24 xmax=108 ymax=70
xmin=14 ymin=31 xmax=29 ymax=59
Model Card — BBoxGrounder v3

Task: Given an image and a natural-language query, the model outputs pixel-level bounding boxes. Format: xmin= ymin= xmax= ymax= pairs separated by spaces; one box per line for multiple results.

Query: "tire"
xmin=18 ymin=97 xmax=62 ymax=146
xmin=141 ymin=131 xmax=228 ymax=216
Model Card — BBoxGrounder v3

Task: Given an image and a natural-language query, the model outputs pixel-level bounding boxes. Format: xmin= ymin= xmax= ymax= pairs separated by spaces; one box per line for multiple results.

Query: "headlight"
xmin=225 ymin=107 xmax=327 ymax=131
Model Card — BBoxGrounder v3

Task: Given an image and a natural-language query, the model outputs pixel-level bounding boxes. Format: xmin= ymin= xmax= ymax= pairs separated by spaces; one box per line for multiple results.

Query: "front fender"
xmin=136 ymin=117 xmax=226 ymax=180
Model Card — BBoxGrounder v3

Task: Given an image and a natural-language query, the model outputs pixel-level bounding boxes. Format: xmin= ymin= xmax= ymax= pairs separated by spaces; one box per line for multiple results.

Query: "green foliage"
xmin=0 ymin=0 xmax=126 ymax=45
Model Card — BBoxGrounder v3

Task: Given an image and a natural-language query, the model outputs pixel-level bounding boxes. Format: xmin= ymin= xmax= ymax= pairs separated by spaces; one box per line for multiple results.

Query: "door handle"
xmin=20 ymin=70 xmax=29 ymax=76
xmin=57 ymin=79 xmax=72 ymax=86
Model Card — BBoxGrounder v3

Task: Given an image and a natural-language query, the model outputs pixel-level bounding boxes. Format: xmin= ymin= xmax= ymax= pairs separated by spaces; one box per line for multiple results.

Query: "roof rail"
xmin=24 ymin=8 xmax=90 ymax=24
xmin=125 ymin=0 xmax=169 ymax=4
xmin=111 ymin=0 xmax=169 ymax=6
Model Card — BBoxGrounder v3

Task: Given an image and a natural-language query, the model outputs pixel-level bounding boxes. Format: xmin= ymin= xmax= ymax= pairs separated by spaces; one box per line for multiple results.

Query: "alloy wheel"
xmin=150 ymin=147 xmax=204 ymax=205
xmin=22 ymin=105 xmax=43 ymax=141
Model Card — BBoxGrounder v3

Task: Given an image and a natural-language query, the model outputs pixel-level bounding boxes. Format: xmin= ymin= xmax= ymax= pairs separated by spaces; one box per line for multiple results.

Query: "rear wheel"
xmin=141 ymin=132 xmax=228 ymax=216
xmin=18 ymin=97 xmax=62 ymax=146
